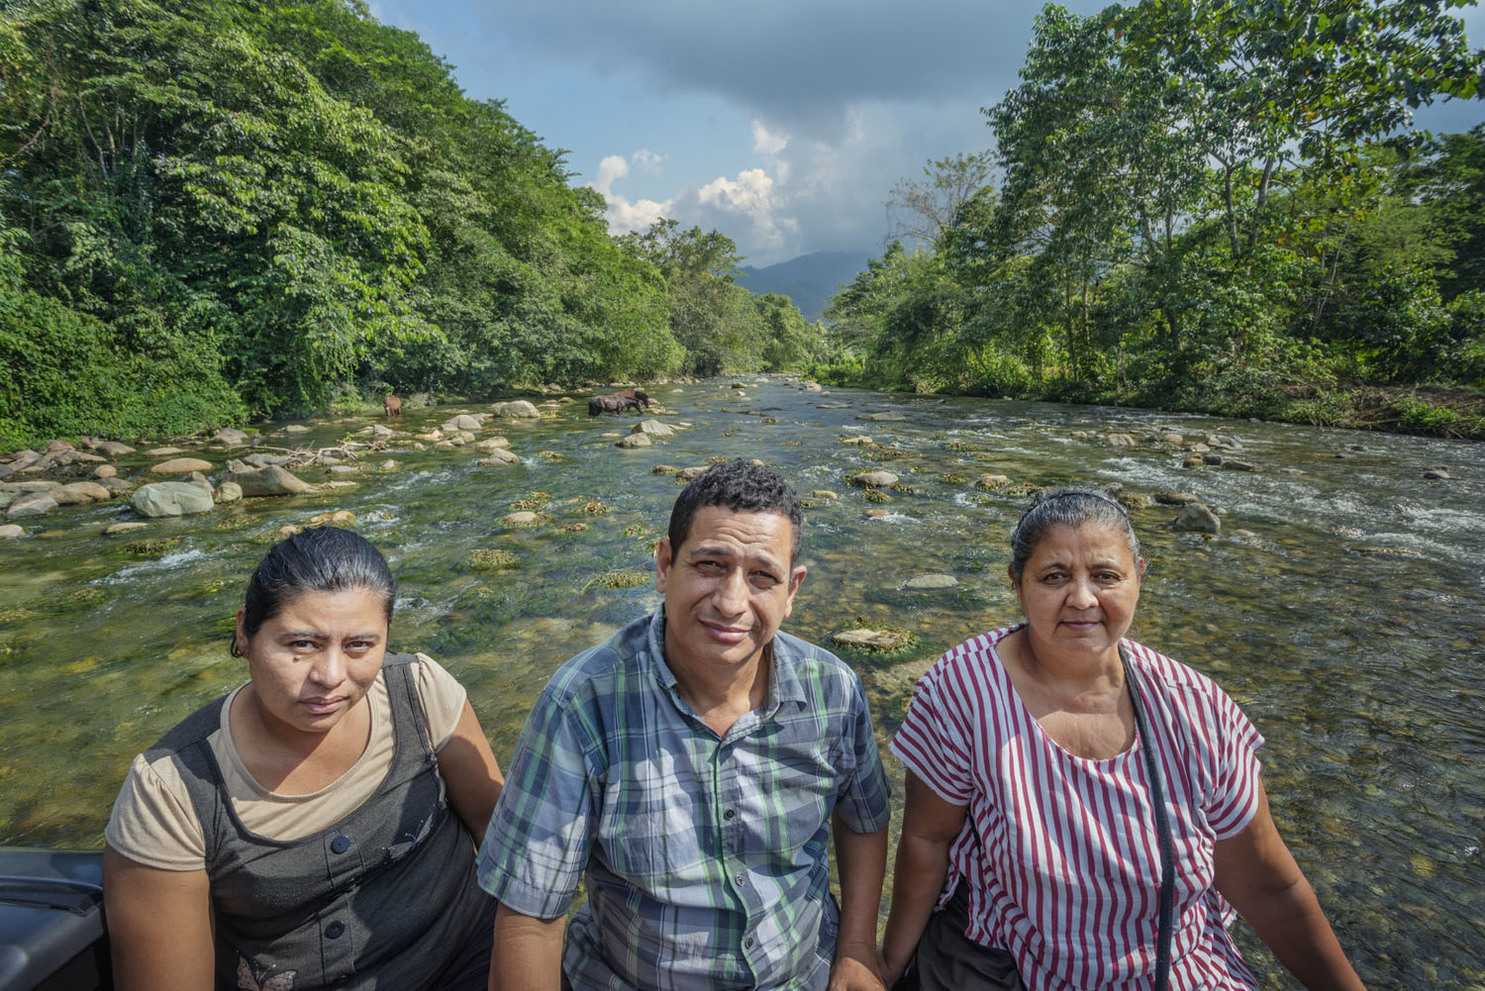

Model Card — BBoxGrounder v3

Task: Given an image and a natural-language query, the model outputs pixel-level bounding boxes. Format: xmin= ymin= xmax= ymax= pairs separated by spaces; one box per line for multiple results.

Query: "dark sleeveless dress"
xmin=141 ymin=653 xmax=495 ymax=990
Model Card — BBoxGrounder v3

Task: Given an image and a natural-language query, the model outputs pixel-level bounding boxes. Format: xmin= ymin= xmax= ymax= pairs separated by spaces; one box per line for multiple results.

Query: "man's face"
xmin=656 ymin=506 xmax=806 ymax=672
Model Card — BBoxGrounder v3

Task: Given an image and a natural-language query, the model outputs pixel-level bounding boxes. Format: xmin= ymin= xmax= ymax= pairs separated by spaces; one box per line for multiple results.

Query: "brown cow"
xmin=384 ymin=393 xmax=403 ymax=417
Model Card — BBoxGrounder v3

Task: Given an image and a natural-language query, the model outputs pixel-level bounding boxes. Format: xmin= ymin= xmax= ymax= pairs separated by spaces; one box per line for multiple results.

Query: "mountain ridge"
xmin=736 ymin=250 xmax=871 ymax=321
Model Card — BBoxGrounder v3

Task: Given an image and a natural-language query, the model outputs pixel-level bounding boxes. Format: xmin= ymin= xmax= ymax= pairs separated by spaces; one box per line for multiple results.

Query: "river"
xmin=1 ymin=379 xmax=1481 ymax=987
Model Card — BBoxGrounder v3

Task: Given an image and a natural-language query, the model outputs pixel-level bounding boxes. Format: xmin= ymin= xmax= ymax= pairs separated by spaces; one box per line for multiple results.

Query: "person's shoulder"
xmin=142 ymin=692 xmax=232 ymax=761
xmin=539 ymin=613 xmax=653 ymax=709
xmin=918 ymin=624 xmax=1016 ymax=688
xmin=1122 ymin=638 xmax=1237 ymax=708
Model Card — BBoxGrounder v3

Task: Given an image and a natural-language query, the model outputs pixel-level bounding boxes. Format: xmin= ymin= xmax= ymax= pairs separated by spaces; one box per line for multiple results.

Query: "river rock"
xmin=502 ymin=511 xmax=542 ymax=527
xmin=216 ymin=482 xmax=243 ymax=504
xmin=861 ymin=412 xmax=907 ymax=422
xmin=1161 ymin=432 xmax=1184 ymax=445
xmin=131 ymin=482 xmax=214 ymax=518
xmin=94 ymin=465 xmax=117 ymax=479
xmin=493 ymin=400 xmax=541 ymax=418
xmin=91 ymin=441 xmax=135 ymax=458
xmin=228 ymin=465 xmax=311 ymax=497
xmin=1422 ymin=468 xmax=1451 ymax=480
xmin=213 ymin=428 xmax=249 ymax=447
xmin=0 ymin=524 xmax=24 ymax=539
xmin=7 ymin=492 xmax=57 ymax=518
xmin=0 ymin=491 xmax=12 ymax=510
xmin=864 ymin=508 xmax=891 ymax=519
xmin=1172 ymin=504 xmax=1220 ymax=534
xmin=840 ymin=435 xmax=873 ymax=446
xmin=1154 ymin=490 xmax=1200 ymax=506
xmin=1221 ymin=459 xmax=1257 ymax=472
xmin=99 ymin=477 xmax=134 ymax=497
xmin=811 ymin=490 xmax=839 ymax=501
xmin=803 ymin=381 xmax=823 ymax=392
xmin=851 ymin=470 xmax=898 ymax=488
xmin=442 ymin=414 xmax=485 ymax=433
xmin=145 ymin=446 xmax=186 ymax=456
xmin=1202 ymin=453 xmax=1224 ymax=466
xmin=1105 ymin=433 xmax=1138 ymax=447
xmin=632 ymin=420 xmax=675 ymax=438
xmin=55 ymin=481 xmax=112 ymax=504
xmin=1183 ymin=455 xmax=1204 ymax=468
xmin=239 ymin=453 xmax=292 ymax=469
xmin=478 ymin=449 xmax=521 ymax=466
xmin=1116 ymin=492 xmax=1153 ymax=510
xmin=282 ymin=425 xmax=311 ymax=434
xmin=104 ymin=522 xmax=150 ymax=535
xmin=475 ymin=437 xmax=511 ymax=452
xmin=151 ymin=457 xmax=213 ymax=475
xmin=975 ymin=474 xmax=1011 ymax=491
xmin=615 ymin=433 xmax=652 ymax=449
xmin=905 ymin=574 xmax=959 ymax=590
xmin=2 ymin=480 xmax=59 ymax=493
xmin=46 ymin=440 xmax=74 ymax=453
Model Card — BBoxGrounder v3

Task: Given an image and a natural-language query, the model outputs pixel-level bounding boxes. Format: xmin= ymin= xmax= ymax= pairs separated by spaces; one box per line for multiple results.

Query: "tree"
xmin=886 ymin=152 xmax=996 ymax=248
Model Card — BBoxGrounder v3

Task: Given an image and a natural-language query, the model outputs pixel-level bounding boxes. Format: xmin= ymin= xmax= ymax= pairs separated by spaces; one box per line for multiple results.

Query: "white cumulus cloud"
xmin=751 ymin=119 xmax=789 ymax=156
xmin=589 ymin=153 xmax=674 ymax=235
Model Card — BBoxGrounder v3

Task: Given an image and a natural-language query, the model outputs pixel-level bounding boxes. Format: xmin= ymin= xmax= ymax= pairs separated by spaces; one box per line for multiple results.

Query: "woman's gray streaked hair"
xmin=1008 ymin=488 xmax=1141 ymax=583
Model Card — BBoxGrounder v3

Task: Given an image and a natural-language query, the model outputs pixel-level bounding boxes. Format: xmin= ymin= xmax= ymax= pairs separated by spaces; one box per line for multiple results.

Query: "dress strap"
xmin=1121 ymin=642 xmax=1174 ymax=991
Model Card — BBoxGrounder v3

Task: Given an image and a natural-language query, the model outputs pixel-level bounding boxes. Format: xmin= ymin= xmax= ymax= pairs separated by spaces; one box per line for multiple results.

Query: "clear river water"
xmin=0 ymin=379 xmax=1481 ymax=988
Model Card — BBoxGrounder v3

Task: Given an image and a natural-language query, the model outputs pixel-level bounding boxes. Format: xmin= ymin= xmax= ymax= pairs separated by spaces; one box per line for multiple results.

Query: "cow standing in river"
xmin=588 ymin=388 xmax=651 ymax=416
xmin=384 ymin=393 xmax=403 ymax=417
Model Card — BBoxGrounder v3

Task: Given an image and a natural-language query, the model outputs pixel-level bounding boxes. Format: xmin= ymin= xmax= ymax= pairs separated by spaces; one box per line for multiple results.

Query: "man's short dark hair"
xmin=668 ymin=459 xmax=803 ymax=563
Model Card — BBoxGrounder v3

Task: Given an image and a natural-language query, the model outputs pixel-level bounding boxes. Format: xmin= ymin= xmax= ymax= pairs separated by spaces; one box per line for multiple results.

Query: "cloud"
xmin=589 ymin=153 xmax=674 ymax=235
xmin=751 ymin=119 xmax=788 ymax=156
xmin=631 ymin=148 xmax=667 ymax=174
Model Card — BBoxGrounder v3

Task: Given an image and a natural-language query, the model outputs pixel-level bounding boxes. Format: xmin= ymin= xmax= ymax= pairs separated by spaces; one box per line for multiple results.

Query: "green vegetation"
xmin=0 ymin=0 xmax=817 ymax=449
xmin=821 ymin=1 xmax=1485 ymax=438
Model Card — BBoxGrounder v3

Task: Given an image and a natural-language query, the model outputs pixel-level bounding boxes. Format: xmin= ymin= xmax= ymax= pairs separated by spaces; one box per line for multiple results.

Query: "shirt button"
xmin=325 ymin=921 xmax=345 ymax=939
xmin=723 ymin=808 xmax=736 ymax=821
xmin=734 ymin=873 xmax=746 ymax=887
xmin=743 ymin=935 xmax=754 ymax=949
xmin=330 ymin=835 xmax=352 ymax=855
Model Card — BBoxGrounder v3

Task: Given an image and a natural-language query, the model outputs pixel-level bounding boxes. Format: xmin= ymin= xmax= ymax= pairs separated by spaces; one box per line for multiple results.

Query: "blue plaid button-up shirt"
xmin=477 ymin=610 xmax=892 ymax=991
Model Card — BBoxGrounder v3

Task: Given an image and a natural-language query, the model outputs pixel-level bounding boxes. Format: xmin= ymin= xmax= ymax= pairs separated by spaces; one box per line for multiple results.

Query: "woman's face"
xmin=1013 ymin=522 xmax=1144 ymax=662
xmin=235 ymin=587 xmax=389 ymax=735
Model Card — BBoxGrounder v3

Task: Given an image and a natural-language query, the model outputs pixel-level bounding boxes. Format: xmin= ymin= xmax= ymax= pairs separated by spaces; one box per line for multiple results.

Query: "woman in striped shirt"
xmin=881 ymin=489 xmax=1366 ymax=991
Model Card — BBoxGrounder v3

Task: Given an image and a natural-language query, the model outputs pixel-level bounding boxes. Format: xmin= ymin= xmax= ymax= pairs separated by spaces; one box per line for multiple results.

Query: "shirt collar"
xmin=645 ymin=609 xmax=809 ymax=710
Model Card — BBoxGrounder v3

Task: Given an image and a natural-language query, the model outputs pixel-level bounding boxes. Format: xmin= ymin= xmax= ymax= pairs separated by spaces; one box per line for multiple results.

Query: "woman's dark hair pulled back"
xmin=232 ymin=526 xmax=396 ymax=656
xmin=1009 ymin=487 xmax=1141 ymax=584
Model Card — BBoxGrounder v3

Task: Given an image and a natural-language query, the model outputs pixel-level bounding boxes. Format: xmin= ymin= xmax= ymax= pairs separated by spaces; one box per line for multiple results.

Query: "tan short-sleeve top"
xmin=106 ymin=652 xmax=466 ymax=871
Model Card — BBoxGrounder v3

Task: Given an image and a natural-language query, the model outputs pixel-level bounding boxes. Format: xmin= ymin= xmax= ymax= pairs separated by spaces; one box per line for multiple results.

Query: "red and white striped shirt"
xmin=890 ymin=625 xmax=1264 ymax=990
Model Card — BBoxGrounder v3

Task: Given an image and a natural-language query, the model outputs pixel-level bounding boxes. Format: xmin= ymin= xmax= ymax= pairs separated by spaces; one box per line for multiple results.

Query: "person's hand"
xmin=829 ymin=941 xmax=887 ymax=991
xmin=879 ymin=952 xmax=908 ymax=990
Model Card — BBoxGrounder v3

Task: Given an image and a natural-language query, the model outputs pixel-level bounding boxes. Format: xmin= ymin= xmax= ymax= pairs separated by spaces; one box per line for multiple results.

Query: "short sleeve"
xmin=890 ymin=666 xmax=975 ymax=806
xmin=412 ymin=652 xmax=468 ymax=751
xmin=834 ymin=674 xmax=892 ymax=834
xmin=475 ymin=686 xmax=598 ymax=919
xmin=1204 ymin=689 xmax=1265 ymax=840
xmin=104 ymin=754 xmax=207 ymax=871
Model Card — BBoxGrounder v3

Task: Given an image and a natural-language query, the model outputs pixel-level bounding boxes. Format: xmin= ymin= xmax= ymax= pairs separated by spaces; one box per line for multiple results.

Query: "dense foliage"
xmin=0 ymin=0 xmax=815 ymax=449
xmin=824 ymin=0 xmax=1485 ymax=436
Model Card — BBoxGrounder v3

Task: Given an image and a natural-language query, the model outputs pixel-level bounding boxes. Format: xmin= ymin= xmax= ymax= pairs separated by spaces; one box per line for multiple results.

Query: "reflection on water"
xmin=1 ymin=382 xmax=1482 ymax=988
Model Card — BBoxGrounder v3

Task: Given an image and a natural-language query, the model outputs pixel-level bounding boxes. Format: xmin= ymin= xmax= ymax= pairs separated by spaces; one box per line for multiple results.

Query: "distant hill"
xmin=736 ymin=250 xmax=872 ymax=321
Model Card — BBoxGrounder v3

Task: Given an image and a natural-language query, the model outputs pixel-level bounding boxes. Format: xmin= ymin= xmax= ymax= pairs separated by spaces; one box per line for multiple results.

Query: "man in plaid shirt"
xmin=478 ymin=460 xmax=892 ymax=991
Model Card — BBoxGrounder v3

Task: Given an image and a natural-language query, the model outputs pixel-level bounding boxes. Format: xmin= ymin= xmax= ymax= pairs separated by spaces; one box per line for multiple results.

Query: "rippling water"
xmin=1 ymin=381 xmax=1481 ymax=987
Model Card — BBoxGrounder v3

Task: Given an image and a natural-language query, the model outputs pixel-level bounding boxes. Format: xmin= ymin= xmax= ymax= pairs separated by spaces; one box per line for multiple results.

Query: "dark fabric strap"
xmin=1121 ymin=642 xmax=1175 ymax=991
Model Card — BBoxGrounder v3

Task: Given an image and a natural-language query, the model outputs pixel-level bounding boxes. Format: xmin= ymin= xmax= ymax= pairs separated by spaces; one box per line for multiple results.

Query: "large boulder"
xmin=6 ymin=492 xmax=58 ymax=518
xmin=1173 ymin=503 xmax=1220 ymax=534
xmin=478 ymin=449 xmax=521 ymax=466
xmin=151 ymin=457 xmax=213 ymax=475
xmin=54 ymin=481 xmax=112 ymax=504
xmin=213 ymin=428 xmax=250 ymax=447
xmin=132 ymin=481 xmax=214 ymax=517
xmin=631 ymin=419 xmax=675 ymax=438
xmin=0 ymin=524 xmax=23 ymax=539
xmin=93 ymin=441 xmax=136 ymax=457
xmin=615 ymin=433 xmax=652 ymax=449
xmin=493 ymin=400 xmax=541 ymax=418
xmin=227 ymin=465 xmax=311 ymax=497
xmin=442 ymin=414 xmax=485 ymax=433
xmin=215 ymin=481 xmax=243 ymax=504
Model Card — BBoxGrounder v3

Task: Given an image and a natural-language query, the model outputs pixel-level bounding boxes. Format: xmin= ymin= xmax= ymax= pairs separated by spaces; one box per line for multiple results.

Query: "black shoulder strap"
xmin=1121 ymin=643 xmax=1174 ymax=991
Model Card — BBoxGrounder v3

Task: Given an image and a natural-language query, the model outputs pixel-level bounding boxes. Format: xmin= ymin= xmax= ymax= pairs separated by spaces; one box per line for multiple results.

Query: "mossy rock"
xmin=470 ymin=548 xmax=519 ymax=571
xmin=0 ymin=607 xmax=38 ymax=626
xmin=944 ymin=440 xmax=978 ymax=452
xmin=582 ymin=500 xmax=610 ymax=516
xmin=213 ymin=513 xmax=255 ymax=532
xmin=622 ymin=523 xmax=652 ymax=539
xmin=830 ymin=626 xmax=919 ymax=655
xmin=559 ymin=522 xmax=590 ymax=534
xmin=582 ymin=570 xmax=651 ymax=592
xmin=537 ymin=450 xmax=566 ymax=462
xmin=889 ymin=482 xmax=918 ymax=495
xmin=509 ymin=491 xmax=551 ymax=512
xmin=940 ymin=473 xmax=967 ymax=484
xmin=124 ymin=537 xmax=182 ymax=557
xmin=864 ymin=489 xmax=892 ymax=504
xmin=706 ymin=455 xmax=729 ymax=465
xmin=63 ymin=587 xmax=107 ymax=608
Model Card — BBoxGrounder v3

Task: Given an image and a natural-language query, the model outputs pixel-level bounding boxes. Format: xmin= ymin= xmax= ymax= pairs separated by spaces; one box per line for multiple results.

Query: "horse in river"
xmin=588 ymin=388 xmax=651 ymax=416
xmin=384 ymin=393 xmax=403 ymax=417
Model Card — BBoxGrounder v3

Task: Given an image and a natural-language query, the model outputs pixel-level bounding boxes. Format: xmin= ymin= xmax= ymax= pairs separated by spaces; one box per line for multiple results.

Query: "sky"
xmin=368 ymin=1 xmax=1485 ymax=267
